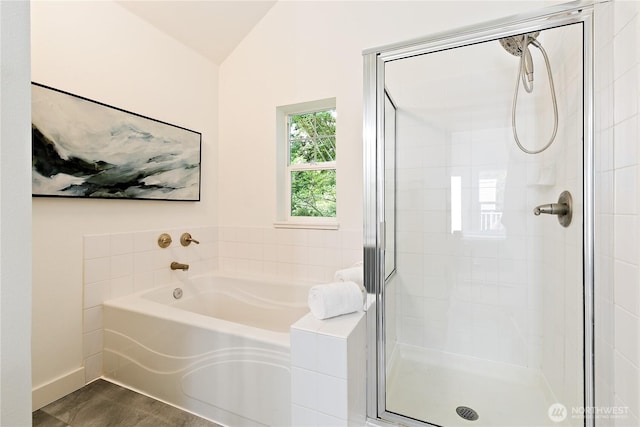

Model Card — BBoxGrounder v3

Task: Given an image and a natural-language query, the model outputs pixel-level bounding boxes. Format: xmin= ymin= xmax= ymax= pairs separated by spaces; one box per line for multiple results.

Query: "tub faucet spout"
xmin=170 ymin=261 xmax=189 ymax=271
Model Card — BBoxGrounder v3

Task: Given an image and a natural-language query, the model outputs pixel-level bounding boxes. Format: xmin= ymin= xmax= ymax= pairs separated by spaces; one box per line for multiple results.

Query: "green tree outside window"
xmin=287 ymin=109 xmax=336 ymax=217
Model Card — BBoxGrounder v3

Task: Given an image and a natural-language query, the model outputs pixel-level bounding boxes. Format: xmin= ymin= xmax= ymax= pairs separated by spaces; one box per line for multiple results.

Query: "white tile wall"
xmin=612 ymin=3 xmax=640 ymax=425
xmin=390 ymin=24 xmax=582 ymax=376
xmin=595 ymin=1 xmax=640 ymax=425
xmin=595 ymin=3 xmax=616 ymax=418
xmin=82 ymin=225 xmax=217 ymax=383
xmin=217 ymin=226 xmax=362 ymax=283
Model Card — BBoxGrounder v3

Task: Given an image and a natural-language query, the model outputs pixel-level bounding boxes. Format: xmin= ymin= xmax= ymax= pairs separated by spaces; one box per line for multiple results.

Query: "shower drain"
xmin=456 ymin=406 xmax=479 ymax=421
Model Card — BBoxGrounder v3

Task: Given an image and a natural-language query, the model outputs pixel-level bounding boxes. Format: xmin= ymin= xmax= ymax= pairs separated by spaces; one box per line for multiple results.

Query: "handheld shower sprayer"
xmin=523 ymin=41 xmax=534 ymax=86
xmin=499 ymin=32 xmax=558 ymax=154
xmin=499 ymin=32 xmax=538 ymax=91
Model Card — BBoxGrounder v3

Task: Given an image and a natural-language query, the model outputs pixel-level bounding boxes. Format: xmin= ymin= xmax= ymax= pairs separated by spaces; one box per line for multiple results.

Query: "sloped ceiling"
xmin=117 ymin=1 xmax=277 ymax=65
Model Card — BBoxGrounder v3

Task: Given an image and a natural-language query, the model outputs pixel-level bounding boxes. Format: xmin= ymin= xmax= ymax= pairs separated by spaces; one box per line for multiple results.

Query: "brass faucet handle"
xmin=180 ymin=232 xmax=200 ymax=246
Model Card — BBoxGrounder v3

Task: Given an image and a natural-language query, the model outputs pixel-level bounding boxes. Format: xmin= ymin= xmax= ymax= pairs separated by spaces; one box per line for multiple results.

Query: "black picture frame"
xmin=32 ymin=82 xmax=202 ymax=201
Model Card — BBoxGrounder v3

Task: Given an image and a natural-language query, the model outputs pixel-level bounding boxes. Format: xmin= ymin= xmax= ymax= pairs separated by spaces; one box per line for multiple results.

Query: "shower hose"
xmin=511 ymin=35 xmax=558 ymax=155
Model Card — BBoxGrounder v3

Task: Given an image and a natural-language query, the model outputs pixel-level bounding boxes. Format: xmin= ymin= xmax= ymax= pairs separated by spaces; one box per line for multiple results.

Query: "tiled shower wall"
xmin=82 ymin=225 xmax=362 ymax=383
xmin=389 ymin=24 xmax=582 ymax=404
xmin=595 ymin=2 xmax=640 ymax=426
xmin=392 ymin=117 xmax=543 ymax=367
xmin=537 ymin=23 xmax=584 ymax=414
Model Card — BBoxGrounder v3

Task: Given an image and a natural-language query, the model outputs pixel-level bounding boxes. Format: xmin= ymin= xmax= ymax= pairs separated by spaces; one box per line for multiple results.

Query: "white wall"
xmin=30 ymin=0 xmax=218 ymax=408
xmin=214 ymin=0 xmax=574 ymax=296
xmin=0 ymin=1 xmax=33 ymax=424
xmin=217 ymin=1 xmax=565 ymax=231
xmin=611 ymin=4 xmax=640 ymax=424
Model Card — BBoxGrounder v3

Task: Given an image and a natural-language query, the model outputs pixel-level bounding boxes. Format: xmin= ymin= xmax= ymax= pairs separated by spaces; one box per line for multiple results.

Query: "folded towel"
xmin=334 ymin=265 xmax=363 ymax=287
xmin=308 ymin=281 xmax=364 ymax=320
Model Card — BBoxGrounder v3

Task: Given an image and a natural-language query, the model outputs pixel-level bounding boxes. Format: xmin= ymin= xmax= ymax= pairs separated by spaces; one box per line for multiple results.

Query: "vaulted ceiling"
xmin=117 ymin=1 xmax=277 ymax=65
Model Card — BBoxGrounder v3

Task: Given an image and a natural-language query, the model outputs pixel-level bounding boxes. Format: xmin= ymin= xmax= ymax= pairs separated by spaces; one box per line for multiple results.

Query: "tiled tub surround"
xmin=217 ymin=226 xmax=363 ymax=283
xmin=82 ymin=225 xmax=365 ymax=423
xmin=103 ymin=273 xmax=313 ymax=426
xmin=83 ymin=226 xmax=218 ymax=383
xmin=83 ymin=226 xmax=362 ymax=380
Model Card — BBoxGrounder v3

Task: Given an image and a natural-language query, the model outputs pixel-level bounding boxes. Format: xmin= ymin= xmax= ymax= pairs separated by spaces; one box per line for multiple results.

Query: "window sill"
xmin=273 ymin=220 xmax=339 ymax=230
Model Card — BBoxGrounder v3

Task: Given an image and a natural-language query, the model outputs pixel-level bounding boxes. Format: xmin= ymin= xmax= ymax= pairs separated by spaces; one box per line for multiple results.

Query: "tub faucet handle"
xmin=170 ymin=261 xmax=189 ymax=271
xmin=157 ymin=233 xmax=172 ymax=248
xmin=180 ymin=233 xmax=200 ymax=246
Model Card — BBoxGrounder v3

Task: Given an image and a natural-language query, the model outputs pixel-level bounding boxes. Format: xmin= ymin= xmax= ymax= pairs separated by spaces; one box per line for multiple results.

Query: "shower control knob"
xmin=533 ymin=190 xmax=572 ymax=228
xmin=534 ymin=203 xmax=568 ymax=216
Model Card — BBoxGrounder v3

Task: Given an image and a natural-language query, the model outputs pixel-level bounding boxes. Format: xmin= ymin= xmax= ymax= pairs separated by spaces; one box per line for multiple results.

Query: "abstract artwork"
xmin=31 ymin=82 xmax=201 ymax=201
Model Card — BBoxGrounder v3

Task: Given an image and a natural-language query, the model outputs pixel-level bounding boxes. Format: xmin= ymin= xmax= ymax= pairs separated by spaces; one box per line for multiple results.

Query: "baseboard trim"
xmin=32 ymin=367 xmax=85 ymax=411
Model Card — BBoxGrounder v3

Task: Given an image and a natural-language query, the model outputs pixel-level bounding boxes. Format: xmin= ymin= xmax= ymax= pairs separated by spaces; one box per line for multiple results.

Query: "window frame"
xmin=275 ymin=98 xmax=338 ymax=230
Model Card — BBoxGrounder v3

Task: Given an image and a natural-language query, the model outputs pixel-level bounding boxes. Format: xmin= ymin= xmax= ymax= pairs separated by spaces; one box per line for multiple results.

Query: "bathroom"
xmin=0 ymin=0 xmax=639 ymax=426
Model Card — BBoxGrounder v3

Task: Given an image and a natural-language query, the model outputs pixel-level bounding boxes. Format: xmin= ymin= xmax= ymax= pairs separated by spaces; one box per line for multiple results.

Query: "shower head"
xmin=500 ymin=32 xmax=540 ymax=87
xmin=499 ymin=32 xmax=540 ymax=56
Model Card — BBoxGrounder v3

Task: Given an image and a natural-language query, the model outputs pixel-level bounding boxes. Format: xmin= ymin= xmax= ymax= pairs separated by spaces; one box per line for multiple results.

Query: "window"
xmin=276 ymin=99 xmax=337 ymax=228
xmin=288 ymin=109 xmax=336 ymax=217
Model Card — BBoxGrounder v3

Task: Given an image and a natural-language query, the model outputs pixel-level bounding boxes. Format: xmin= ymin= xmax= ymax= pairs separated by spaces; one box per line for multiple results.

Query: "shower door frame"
xmin=363 ymin=3 xmax=595 ymax=427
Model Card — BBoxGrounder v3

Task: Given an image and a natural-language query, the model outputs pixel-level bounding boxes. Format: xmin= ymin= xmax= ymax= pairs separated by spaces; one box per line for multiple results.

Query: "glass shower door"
xmin=376 ymin=18 xmax=589 ymax=427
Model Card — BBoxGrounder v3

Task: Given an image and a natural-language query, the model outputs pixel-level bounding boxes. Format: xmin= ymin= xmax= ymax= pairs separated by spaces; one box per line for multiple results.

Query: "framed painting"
xmin=31 ymin=82 xmax=201 ymax=201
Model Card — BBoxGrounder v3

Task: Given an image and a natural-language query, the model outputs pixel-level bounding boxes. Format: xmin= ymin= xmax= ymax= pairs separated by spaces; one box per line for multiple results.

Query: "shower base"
xmin=385 ymin=345 xmax=565 ymax=427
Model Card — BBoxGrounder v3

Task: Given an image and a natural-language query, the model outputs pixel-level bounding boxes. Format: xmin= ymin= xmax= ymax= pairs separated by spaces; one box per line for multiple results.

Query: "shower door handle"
xmin=533 ymin=190 xmax=572 ymax=227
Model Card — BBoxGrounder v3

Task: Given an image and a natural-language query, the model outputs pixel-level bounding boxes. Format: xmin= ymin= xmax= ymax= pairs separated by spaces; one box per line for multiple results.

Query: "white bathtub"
xmin=102 ymin=273 xmax=312 ymax=427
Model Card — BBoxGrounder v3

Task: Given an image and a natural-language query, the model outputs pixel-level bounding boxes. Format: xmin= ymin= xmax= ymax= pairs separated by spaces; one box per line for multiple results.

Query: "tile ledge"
xmin=292 ymin=310 xmax=365 ymax=338
xmin=273 ymin=221 xmax=339 ymax=230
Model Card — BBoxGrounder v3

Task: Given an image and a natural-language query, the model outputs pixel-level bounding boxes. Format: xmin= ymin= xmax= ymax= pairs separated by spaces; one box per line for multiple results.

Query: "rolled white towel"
xmin=334 ymin=265 xmax=363 ymax=287
xmin=308 ymin=281 xmax=364 ymax=320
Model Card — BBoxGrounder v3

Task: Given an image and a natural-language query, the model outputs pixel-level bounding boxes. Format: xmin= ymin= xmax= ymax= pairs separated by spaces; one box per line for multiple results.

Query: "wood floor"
xmin=32 ymin=379 xmax=223 ymax=427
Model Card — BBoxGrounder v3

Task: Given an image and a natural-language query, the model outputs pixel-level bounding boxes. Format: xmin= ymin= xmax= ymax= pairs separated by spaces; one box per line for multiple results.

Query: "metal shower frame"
xmin=362 ymin=2 xmax=595 ymax=426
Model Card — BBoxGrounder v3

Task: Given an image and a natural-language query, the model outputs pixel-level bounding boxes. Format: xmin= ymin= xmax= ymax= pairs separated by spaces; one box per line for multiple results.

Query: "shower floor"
xmin=385 ymin=345 xmax=564 ymax=427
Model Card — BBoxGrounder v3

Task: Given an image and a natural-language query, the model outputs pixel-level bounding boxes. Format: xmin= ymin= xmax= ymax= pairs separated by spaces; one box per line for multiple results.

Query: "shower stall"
xmin=364 ymin=3 xmax=594 ymax=427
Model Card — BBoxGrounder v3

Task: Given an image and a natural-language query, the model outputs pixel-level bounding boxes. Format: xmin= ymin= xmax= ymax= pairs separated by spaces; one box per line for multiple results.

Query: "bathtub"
xmin=102 ymin=273 xmax=312 ymax=427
